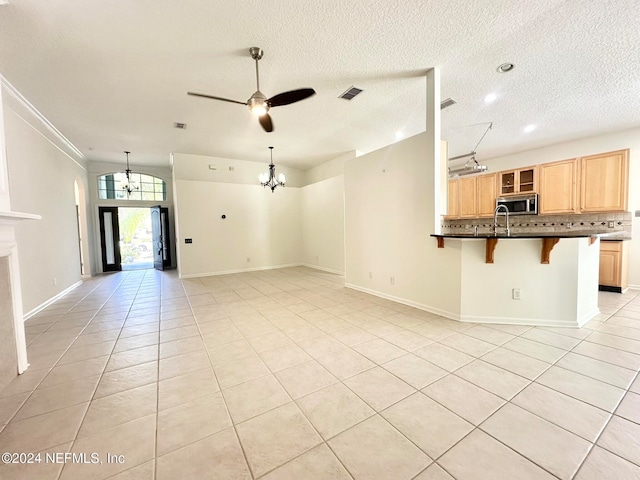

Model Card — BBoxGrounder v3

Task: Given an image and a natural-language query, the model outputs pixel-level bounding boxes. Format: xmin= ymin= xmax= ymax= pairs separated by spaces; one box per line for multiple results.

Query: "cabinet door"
xmin=446 ymin=179 xmax=459 ymax=218
xmin=476 ymin=174 xmax=497 ymax=217
xmin=459 ymin=177 xmax=477 ymax=218
xmin=581 ymin=150 xmax=629 ymax=212
xmin=500 ymin=171 xmax=516 ymax=195
xmin=539 ymin=159 xmax=578 ymax=214
xmin=599 ymin=250 xmax=620 ymax=286
xmin=518 ymin=167 xmax=536 ymax=193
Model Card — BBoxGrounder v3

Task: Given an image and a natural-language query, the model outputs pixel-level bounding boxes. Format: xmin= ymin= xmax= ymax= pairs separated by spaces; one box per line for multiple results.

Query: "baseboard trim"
xmin=23 ymin=280 xmax=83 ymax=320
xmin=458 ymin=307 xmax=600 ymax=328
xmin=344 ymin=283 xmax=461 ymax=321
xmin=626 ymin=284 xmax=640 ymax=291
xmin=344 ymin=282 xmax=598 ymax=328
xmin=179 ymin=263 xmax=303 ymax=279
xmin=300 ymin=264 xmax=345 ymax=276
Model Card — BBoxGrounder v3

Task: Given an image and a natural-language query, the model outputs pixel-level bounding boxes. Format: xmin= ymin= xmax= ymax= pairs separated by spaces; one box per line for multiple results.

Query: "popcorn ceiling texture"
xmin=442 ymin=212 xmax=632 ymax=237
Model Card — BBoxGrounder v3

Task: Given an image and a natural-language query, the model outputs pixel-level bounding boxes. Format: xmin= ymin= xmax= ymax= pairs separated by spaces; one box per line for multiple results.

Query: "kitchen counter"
xmin=431 ymin=231 xmax=631 ymax=240
xmin=430 ymin=231 xmax=629 ymax=265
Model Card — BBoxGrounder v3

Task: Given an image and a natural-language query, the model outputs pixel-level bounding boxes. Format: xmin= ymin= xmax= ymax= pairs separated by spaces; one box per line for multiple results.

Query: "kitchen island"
xmin=428 ymin=231 xmax=629 ymax=328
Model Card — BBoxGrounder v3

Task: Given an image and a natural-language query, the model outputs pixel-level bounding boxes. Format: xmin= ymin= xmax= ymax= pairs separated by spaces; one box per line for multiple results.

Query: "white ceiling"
xmin=1 ymin=0 xmax=639 ymax=170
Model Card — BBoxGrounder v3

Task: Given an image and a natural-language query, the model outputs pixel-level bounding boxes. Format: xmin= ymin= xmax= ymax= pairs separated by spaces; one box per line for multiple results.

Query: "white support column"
xmin=426 ymin=68 xmax=442 ymax=233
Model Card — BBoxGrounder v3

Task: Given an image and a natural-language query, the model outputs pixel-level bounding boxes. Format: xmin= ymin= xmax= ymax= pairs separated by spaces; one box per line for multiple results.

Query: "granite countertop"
xmin=431 ymin=231 xmax=631 ymax=240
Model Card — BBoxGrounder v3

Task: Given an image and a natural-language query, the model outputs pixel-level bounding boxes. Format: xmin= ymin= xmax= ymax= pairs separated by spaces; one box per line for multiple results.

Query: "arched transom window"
xmin=97 ymin=172 xmax=166 ymax=201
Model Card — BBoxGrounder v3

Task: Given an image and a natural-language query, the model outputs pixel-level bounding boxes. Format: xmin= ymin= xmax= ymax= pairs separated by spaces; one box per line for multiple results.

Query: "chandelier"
xmin=259 ymin=146 xmax=285 ymax=192
xmin=122 ymin=151 xmax=138 ymax=195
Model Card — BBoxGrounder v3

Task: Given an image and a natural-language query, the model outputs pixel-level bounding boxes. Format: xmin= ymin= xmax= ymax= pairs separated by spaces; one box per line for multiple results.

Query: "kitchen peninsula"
xmin=430 ymin=233 xmax=606 ymax=328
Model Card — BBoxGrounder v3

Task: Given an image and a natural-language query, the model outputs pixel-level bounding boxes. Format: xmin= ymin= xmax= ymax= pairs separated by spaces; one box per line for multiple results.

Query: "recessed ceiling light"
xmin=523 ymin=124 xmax=536 ymax=133
xmin=395 ymin=131 xmax=404 ymax=140
xmin=483 ymin=93 xmax=497 ymax=104
xmin=496 ymin=62 xmax=515 ymax=73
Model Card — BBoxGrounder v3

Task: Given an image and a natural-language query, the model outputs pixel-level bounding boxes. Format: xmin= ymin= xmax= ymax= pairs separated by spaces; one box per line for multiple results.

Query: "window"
xmin=98 ymin=173 xmax=166 ymax=201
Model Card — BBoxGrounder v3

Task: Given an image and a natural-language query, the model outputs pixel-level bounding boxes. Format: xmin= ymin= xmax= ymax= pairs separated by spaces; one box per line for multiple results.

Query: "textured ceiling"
xmin=0 ymin=0 xmax=639 ymax=170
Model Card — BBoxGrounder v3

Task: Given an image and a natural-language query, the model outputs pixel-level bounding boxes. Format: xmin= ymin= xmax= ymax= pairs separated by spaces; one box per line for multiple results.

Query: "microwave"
xmin=496 ymin=194 xmax=538 ymax=215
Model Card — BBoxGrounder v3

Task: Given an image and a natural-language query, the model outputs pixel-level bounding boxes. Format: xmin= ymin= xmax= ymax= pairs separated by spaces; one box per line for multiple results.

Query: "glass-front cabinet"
xmin=499 ymin=166 xmax=537 ymax=195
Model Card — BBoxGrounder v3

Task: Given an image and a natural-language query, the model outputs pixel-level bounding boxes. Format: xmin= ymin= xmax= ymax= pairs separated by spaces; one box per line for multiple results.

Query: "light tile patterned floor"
xmin=0 ymin=267 xmax=639 ymax=479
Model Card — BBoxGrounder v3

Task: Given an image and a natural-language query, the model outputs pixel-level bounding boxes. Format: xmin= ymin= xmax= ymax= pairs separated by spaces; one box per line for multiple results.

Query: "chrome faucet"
xmin=493 ymin=205 xmax=510 ymax=236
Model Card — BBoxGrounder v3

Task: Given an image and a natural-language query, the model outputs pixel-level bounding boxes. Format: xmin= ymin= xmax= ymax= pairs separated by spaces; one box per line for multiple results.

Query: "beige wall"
xmin=300 ymin=175 xmax=345 ymax=274
xmin=344 ymin=131 xmax=462 ymax=316
xmin=3 ymin=86 xmax=93 ymax=314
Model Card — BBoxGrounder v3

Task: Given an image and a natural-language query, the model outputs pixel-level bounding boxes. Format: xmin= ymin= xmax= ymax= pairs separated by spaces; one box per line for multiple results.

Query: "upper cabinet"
xmin=539 ymin=159 xmax=579 ymax=214
xmin=499 ymin=166 xmax=537 ymax=196
xmin=477 ymin=173 xmax=497 ymax=217
xmin=447 ymin=173 xmax=497 ymax=218
xmin=580 ymin=150 xmax=629 ymax=212
xmin=446 ymin=179 xmax=459 ymax=219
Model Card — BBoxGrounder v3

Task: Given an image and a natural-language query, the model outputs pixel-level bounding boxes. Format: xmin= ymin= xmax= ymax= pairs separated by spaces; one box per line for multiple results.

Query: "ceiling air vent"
xmin=173 ymin=122 xmax=187 ymax=129
xmin=339 ymin=86 xmax=363 ymax=100
xmin=440 ymin=98 xmax=456 ymax=110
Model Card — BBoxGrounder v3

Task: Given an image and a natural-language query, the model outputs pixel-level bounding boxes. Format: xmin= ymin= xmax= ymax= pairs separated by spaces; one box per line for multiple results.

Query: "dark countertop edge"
xmin=431 ymin=232 xmax=632 ymax=240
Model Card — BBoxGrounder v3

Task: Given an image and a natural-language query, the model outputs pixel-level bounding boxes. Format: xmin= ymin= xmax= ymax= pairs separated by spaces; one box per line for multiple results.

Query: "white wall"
xmin=172 ymin=153 xmax=303 ymax=277
xmin=300 ymin=175 xmax=345 ymax=274
xmin=3 ymin=84 xmax=93 ymax=314
xmin=344 ymin=131 xmax=462 ymax=317
xmin=482 ymin=127 xmax=640 ymax=288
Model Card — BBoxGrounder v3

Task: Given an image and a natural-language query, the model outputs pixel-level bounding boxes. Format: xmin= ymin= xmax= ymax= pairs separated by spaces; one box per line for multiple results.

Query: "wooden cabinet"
xmin=580 ymin=150 xmax=629 ymax=212
xmin=599 ymin=241 xmax=628 ymax=292
xmin=539 ymin=159 xmax=579 ymax=214
xmin=446 ymin=173 xmax=497 ymax=218
xmin=446 ymin=179 xmax=459 ymax=218
xmin=476 ymin=173 xmax=497 ymax=217
xmin=499 ymin=166 xmax=537 ymax=196
xmin=459 ymin=177 xmax=477 ymax=218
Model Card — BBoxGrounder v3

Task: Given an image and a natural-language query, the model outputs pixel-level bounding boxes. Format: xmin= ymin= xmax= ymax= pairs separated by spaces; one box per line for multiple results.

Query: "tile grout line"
xmin=55 ymin=270 xmax=149 ymax=480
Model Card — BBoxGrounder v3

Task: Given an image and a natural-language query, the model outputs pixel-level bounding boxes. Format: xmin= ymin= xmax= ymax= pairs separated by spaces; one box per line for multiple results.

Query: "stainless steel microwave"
xmin=496 ymin=194 xmax=538 ymax=215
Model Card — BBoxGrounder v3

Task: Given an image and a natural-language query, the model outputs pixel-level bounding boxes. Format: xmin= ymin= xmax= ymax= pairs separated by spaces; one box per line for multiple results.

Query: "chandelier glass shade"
xmin=259 ymin=146 xmax=285 ymax=192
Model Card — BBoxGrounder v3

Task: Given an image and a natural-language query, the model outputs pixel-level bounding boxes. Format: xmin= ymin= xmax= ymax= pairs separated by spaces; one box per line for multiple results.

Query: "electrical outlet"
xmin=185 ymin=238 xmax=193 ymax=244
xmin=390 ymin=277 xmax=395 ymax=285
xmin=608 ymin=221 xmax=614 ymax=228
xmin=512 ymin=288 xmax=521 ymax=300
xmin=315 ymin=255 xmax=319 ymax=261
xmin=52 ymin=277 xmax=57 ymax=286
xmin=369 ymin=272 xmax=373 ymax=279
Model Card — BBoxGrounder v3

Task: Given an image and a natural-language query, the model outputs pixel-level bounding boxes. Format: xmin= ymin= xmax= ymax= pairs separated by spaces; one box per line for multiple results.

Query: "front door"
xmin=151 ymin=206 xmax=171 ymax=271
xmin=99 ymin=206 xmax=121 ymax=272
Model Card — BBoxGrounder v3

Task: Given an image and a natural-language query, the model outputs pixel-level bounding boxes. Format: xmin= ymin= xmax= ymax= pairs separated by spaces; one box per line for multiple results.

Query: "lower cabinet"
xmin=599 ymin=241 xmax=628 ymax=292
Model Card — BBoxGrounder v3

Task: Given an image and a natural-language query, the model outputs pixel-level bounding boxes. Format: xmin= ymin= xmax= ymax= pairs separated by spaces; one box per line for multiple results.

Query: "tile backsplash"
xmin=441 ymin=212 xmax=632 ymax=237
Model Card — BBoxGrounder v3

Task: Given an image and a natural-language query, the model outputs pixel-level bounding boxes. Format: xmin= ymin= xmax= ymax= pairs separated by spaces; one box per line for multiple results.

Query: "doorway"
xmin=98 ymin=206 xmax=171 ymax=272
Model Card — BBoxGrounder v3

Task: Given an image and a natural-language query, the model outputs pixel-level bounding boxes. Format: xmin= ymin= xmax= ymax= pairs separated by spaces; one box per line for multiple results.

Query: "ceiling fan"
xmin=188 ymin=47 xmax=316 ymax=132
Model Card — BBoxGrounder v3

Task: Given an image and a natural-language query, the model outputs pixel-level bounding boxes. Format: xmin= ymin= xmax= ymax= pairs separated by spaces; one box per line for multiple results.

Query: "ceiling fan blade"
xmin=187 ymin=92 xmax=247 ymax=106
xmin=259 ymin=113 xmax=274 ymax=132
xmin=267 ymin=88 xmax=316 ymax=107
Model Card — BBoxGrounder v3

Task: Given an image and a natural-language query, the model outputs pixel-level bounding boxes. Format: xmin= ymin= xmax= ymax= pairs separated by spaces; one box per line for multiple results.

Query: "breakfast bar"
xmin=428 ymin=232 xmax=630 ymax=328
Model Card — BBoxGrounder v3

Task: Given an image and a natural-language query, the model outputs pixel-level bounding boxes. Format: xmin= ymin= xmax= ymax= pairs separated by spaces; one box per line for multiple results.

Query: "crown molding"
xmin=1 ymin=76 xmax=86 ymax=167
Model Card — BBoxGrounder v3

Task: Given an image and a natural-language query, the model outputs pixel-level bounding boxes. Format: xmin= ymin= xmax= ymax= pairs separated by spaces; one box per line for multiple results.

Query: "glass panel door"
xmin=99 ymin=207 xmax=121 ymax=272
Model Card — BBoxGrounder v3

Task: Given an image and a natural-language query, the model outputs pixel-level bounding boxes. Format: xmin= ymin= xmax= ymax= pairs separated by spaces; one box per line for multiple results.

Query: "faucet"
xmin=493 ymin=205 xmax=510 ymax=236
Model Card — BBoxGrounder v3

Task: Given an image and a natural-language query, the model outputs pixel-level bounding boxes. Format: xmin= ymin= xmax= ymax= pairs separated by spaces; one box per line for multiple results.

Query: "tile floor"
xmin=0 ymin=266 xmax=639 ymax=479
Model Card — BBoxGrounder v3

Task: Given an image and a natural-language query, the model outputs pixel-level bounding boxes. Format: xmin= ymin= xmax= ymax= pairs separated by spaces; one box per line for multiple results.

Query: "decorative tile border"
xmin=442 ymin=212 xmax=632 ymax=237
